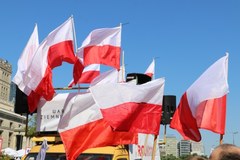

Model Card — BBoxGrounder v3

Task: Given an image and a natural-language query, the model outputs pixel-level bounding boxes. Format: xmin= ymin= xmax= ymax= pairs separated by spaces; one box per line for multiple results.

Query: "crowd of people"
xmin=187 ymin=143 xmax=240 ymax=160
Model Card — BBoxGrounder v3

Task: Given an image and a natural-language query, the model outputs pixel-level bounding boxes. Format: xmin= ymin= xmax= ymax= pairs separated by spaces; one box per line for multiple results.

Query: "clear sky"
xmin=0 ymin=0 xmax=240 ymax=156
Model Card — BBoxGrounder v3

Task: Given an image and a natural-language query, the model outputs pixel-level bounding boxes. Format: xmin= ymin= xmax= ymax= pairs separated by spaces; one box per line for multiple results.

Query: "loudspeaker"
xmin=161 ymin=95 xmax=176 ymax=125
xmin=14 ymin=86 xmax=36 ymax=114
xmin=126 ymin=73 xmax=152 ymax=85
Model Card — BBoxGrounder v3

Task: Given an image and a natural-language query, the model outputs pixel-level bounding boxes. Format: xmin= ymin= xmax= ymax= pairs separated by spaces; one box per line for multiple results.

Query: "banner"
xmin=36 ymin=93 xmax=75 ymax=132
xmin=129 ymin=133 xmax=161 ymax=160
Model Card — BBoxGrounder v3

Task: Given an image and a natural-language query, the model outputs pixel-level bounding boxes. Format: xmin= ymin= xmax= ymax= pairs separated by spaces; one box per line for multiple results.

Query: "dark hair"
xmin=187 ymin=155 xmax=208 ymax=160
xmin=221 ymin=153 xmax=240 ymax=160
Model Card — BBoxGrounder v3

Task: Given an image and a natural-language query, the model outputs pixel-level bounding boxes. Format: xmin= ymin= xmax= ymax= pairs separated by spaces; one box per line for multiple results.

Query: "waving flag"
xmin=144 ymin=59 xmax=155 ymax=78
xmin=24 ymin=17 xmax=78 ymax=113
xmin=170 ymin=53 xmax=229 ymax=142
xmin=74 ymin=26 xmax=121 ymax=82
xmin=73 ymin=26 xmax=121 ymax=84
xmin=58 ymin=92 xmax=137 ymax=160
xmin=90 ymin=78 xmax=165 ymax=135
xmin=68 ymin=64 xmax=100 ymax=87
xmin=90 ymin=66 xmax=125 ymax=87
xmin=12 ymin=24 xmax=39 ymax=93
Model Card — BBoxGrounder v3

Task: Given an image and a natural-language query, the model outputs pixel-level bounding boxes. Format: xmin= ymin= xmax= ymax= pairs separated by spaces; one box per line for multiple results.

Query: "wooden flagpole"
xmin=164 ymin=124 xmax=167 ymax=144
xmin=220 ymin=134 xmax=223 ymax=144
xmin=151 ymin=135 xmax=158 ymax=160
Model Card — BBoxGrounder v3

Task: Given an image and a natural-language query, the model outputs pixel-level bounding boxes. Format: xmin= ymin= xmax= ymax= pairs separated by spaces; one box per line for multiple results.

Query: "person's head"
xmin=209 ymin=143 xmax=240 ymax=160
xmin=221 ymin=153 xmax=240 ymax=160
xmin=187 ymin=155 xmax=208 ymax=160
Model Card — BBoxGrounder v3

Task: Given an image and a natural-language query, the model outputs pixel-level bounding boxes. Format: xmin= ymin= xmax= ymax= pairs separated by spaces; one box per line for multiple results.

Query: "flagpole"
xmin=164 ymin=124 xmax=167 ymax=143
xmin=71 ymin=15 xmax=78 ymax=53
xmin=71 ymin=15 xmax=82 ymax=92
xmin=220 ymin=134 xmax=223 ymax=144
xmin=153 ymin=58 xmax=155 ymax=80
xmin=151 ymin=135 xmax=158 ymax=160
xmin=121 ymin=50 xmax=125 ymax=82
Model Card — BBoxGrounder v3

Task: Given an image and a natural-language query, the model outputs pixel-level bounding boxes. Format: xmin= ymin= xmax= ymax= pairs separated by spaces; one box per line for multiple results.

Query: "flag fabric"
xmin=36 ymin=139 xmax=48 ymax=160
xmin=76 ymin=26 xmax=121 ymax=71
xmin=68 ymin=64 xmax=100 ymax=87
xmin=23 ymin=17 xmax=78 ymax=113
xmin=58 ymin=92 xmax=137 ymax=160
xmin=90 ymin=78 xmax=165 ymax=135
xmin=90 ymin=66 xmax=125 ymax=87
xmin=12 ymin=24 xmax=39 ymax=93
xmin=170 ymin=53 xmax=229 ymax=142
xmin=144 ymin=59 xmax=155 ymax=78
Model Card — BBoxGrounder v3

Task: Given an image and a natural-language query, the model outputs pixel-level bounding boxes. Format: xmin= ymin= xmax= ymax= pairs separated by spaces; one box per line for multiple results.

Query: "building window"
xmin=8 ymin=132 xmax=13 ymax=147
xmin=0 ymin=119 xmax=3 ymax=126
xmin=10 ymin=122 xmax=13 ymax=129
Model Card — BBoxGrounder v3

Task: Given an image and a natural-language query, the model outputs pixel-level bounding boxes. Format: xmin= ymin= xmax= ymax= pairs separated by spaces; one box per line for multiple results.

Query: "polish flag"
xmin=90 ymin=66 xmax=125 ymax=87
xmin=170 ymin=53 xmax=229 ymax=142
xmin=144 ymin=59 xmax=155 ymax=78
xmin=90 ymin=78 xmax=165 ymax=135
xmin=68 ymin=64 xmax=100 ymax=87
xmin=24 ymin=17 xmax=78 ymax=113
xmin=12 ymin=24 xmax=39 ymax=93
xmin=58 ymin=92 xmax=137 ymax=160
xmin=74 ymin=26 xmax=121 ymax=82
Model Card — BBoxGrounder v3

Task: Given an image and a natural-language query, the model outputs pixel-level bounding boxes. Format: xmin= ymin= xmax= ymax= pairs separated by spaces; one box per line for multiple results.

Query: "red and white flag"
xmin=74 ymin=26 xmax=121 ymax=80
xmin=90 ymin=66 xmax=125 ymax=87
xmin=12 ymin=24 xmax=39 ymax=93
xmin=144 ymin=59 xmax=155 ymax=78
xmin=90 ymin=78 xmax=165 ymax=135
xmin=170 ymin=53 xmax=229 ymax=142
xmin=24 ymin=17 xmax=78 ymax=113
xmin=58 ymin=92 xmax=137 ymax=160
xmin=68 ymin=64 xmax=100 ymax=87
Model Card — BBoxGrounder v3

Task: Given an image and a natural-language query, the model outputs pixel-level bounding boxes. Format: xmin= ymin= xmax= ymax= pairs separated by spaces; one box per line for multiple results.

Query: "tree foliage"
xmin=26 ymin=114 xmax=37 ymax=137
xmin=161 ymin=154 xmax=208 ymax=160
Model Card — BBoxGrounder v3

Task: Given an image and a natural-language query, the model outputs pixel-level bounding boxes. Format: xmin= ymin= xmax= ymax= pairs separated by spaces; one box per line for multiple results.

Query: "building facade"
xmin=178 ymin=140 xmax=191 ymax=157
xmin=165 ymin=136 xmax=178 ymax=157
xmin=158 ymin=135 xmax=178 ymax=157
xmin=0 ymin=58 xmax=30 ymax=150
xmin=191 ymin=141 xmax=205 ymax=155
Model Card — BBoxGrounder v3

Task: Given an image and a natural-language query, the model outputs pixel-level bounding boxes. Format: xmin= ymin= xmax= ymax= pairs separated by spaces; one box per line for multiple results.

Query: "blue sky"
xmin=0 ymin=0 xmax=240 ymax=156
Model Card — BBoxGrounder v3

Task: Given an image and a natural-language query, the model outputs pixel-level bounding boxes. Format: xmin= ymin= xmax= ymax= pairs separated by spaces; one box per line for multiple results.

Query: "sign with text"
xmin=37 ymin=93 xmax=78 ymax=132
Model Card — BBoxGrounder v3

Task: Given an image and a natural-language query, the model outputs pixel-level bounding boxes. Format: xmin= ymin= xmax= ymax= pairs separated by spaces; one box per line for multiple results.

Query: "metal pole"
xmin=233 ymin=133 xmax=235 ymax=145
xmin=54 ymin=86 xmax=89 ymax=90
